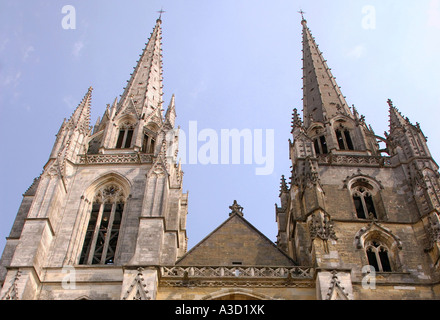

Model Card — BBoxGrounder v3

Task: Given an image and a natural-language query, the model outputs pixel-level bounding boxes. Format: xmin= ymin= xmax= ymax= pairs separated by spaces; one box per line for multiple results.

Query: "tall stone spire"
xmin=301 ymin=18 xmax=353 ymax=128
xmin=116 ymin=17 xmax=164 ymax=118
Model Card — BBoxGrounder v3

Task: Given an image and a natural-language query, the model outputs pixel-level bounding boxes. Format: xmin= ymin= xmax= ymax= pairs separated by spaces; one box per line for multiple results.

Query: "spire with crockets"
xmin=297 ymin=16 xmax=378 ymax=155
xmin=116 ymin=17 xmax=164 ymax=120
xmin=301 ymin=18 xmax=353 ymax=129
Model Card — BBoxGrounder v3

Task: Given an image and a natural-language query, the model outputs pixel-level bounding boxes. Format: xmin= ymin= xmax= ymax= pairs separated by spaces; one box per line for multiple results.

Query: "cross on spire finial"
xmin=157 ymin=8 xmax=166 ymax=20
xmin=298 ymin=9 xmax=306 ymax=21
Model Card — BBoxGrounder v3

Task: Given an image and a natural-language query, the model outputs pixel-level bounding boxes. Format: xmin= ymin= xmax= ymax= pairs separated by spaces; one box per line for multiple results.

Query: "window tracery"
xmin=79 ymin=184 xmax=126 ymax=265
xmin=352 ymin=186 xmax=377 ymax=219
xmin=116 ymin=121 xmax=135 ymax=149
xmin=335 ymin=128 xmax=354 ymax=150
xmin=365 ymin=240 xmax=392 ymax=272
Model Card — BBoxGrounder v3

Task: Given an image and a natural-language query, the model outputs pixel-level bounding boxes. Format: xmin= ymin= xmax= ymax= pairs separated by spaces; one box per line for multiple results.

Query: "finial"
xmin=298 ymin=9 xmax=306 ymax=22
xmin=291 ymin=108 xmax=303 ymax=132
xmin=157 ymin=8 xmax=166 ymax=21
xmin=280 ymin=175 xmax=288 ymax=193
xmin=229 ymin=200 xmax=244 ymax=216
xmin=387 ymin=98 xmax=394 ymax=108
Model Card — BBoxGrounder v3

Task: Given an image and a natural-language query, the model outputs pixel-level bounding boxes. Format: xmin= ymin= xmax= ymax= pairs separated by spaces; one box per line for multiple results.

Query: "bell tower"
xmin=276 ymin=15 xmax=440 ymax=300
xmin=0 ymin=16 xmax=188 ymax=300
xmin=300 ymin=17 xmax=378 ymax=156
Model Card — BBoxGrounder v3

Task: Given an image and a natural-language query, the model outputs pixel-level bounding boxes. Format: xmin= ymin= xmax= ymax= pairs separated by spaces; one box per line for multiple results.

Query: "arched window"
xmin=335 ymin=129 xmax=354 ymax=150
xmin=365 ymin=240 xmax=392 ymax=272
xmin=142 ymin=130 xmax=157 ymax=154
xmin=116 ymin=121 xmax=135 ymax=149
xmin=313 ymin=135 xmax=328 ymax=155
xmin=79 ymin=184 xmax=126 ymax=265
xmin=352 ymin=186 xmax=376 ymax=219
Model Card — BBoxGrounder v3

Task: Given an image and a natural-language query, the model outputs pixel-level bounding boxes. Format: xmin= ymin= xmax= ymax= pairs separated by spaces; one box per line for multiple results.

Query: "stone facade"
xmin=1 ymin=15 xmax=440 ymax=300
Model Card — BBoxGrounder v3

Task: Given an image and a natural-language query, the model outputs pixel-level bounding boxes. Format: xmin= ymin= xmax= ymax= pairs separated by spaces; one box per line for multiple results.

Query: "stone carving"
xmin=308 ymin=212 xmax=337 ymax=241
xmin=1 ymin=270 xmax=21 ymax=300
xmin=160 ymin=266 xmax=314 ymax=289
xmin=122 ymin=268 xmax=151 ymax=300
xmin=229 ymin=200 xmax=244 ymax=216
xmin=94 ymin=184 xmax=125 ymax=203
xmin=79 ymin=153 xmax=153 ymax=165
xmin=425 ymin=213 xmax=440 ymax=252
xmin=317 ymin=154 xmax=392 ymax=167
xmin=160 ymin=266 xmax=313 ymax=279
xmin=354 ymin=221 xmax=402 ymax=250
xmin=325 ymin=271 xmax=350 ymax=300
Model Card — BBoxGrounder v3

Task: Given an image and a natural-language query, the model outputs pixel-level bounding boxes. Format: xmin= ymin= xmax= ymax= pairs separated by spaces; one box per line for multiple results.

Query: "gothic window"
xmin=313 ymin=135 xmax=328 ymax=155
xmin=79 ymin=184 xmax=126 ymax=265
xmin=352 ymin=186 xmax=377 ymax=219
xmin=335 ymin=129 xmax=354 ymax=150
xmin=142 ymin=125 xmax=158 ymax=154
xmin=365 ymin=240 xmax=392 ymax=272
xmin=142 ymin=134 xmax=156 ymax=153
xmin=116 ymin=122 xmax=135 ymax=149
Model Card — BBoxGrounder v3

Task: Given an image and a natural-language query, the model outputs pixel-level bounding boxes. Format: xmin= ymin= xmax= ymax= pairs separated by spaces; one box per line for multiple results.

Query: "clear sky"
xmin=0 ymin=1 xmax=439 ymax=253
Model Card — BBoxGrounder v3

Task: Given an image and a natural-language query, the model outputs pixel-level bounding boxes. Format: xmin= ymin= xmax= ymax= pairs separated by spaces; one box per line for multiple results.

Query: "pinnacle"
xmin=68 ymin=86 xmax=92 ymax=130
xmin=388 ymin=98 xmax=408 ymax=130
xmin=291 ymin=108 xmax=303 ymax=133
xmin=280 ymin=175 xmax=289 ymax=193
xmin=292 ymin=108 xmax=302 ymax=129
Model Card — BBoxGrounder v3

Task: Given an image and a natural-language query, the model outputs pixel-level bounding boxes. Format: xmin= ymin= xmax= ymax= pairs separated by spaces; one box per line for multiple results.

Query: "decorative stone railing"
xmin=317 ymin=154 xmax=392 ymax=167
xmin=78 ymin=153 xmax=153 ymax=165
xmin=160 ymin=266 xmax=314 ymax=279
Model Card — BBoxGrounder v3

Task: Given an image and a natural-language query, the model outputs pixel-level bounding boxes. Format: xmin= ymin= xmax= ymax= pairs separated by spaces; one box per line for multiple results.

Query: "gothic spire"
xmin=67 ymin=86 xmax=92 ymax=132
xmin=387 ymin=98 xmax=408 ymax=132
xmin=301 ymin=18 xmax=353 ymax=128
xmin=116 ymin=18 xmax=164 ymax=117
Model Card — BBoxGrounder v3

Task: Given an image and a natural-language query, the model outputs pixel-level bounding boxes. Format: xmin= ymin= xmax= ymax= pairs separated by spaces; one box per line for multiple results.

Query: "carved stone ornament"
xmin=325 ymin=271 xmax=351 ymax=300
xmin=122 ymin=268 xmax=151 ymax=300
xmin=1 ymin=270 xmax=21 ymax=300
xmin=354 ymin=221 xmax=402 ymax=250
xmin=93 ymin=184 xmax=125 ymax=204
xmin=425 ymin=213 xmax=440 ymax=252
xmin=229 ymin=200 xmax=244 ymax=216
xmin=308 ymin=211 xmax=337 ymax=241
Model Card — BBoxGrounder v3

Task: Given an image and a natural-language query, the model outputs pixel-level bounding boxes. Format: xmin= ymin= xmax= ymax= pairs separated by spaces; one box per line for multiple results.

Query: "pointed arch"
xmin=142 ymin=122 xmax=159 ymax=153
xmin=83 ymin=172 xmax=131 ymax=202
xmin=76 ymin=172 xmax=131 ymax=265
xmin=114 ymin=114 xmax=138 ymax=149
xmin=355 ymin=222 xmax=403 ymax=272
xmin=343 ymin=170 xmax=386 ymax=220
xmin=343 ymin=170 xmax=384 ymax=191
xmin=354 ymin=222 xmax=402 ymax=250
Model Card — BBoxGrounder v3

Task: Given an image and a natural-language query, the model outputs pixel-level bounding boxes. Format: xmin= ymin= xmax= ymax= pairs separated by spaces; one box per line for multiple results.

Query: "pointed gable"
xmin=176 ymin=213 xmax=296 ymax=266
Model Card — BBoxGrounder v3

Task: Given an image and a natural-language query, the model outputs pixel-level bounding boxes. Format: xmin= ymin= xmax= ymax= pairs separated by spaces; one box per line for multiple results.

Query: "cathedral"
xmin=1 ymin=14 xmax=440 ymax=300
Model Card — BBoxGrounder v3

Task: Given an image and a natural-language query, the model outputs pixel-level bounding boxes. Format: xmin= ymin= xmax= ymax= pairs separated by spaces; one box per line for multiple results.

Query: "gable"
xmin=176 ymin=214 xmax=295 ymax=266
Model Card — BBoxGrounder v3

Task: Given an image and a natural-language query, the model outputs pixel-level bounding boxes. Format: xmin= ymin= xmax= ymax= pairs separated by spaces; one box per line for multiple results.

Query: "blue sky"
xmin=0 ymin=1 xmax=439 ymax=253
